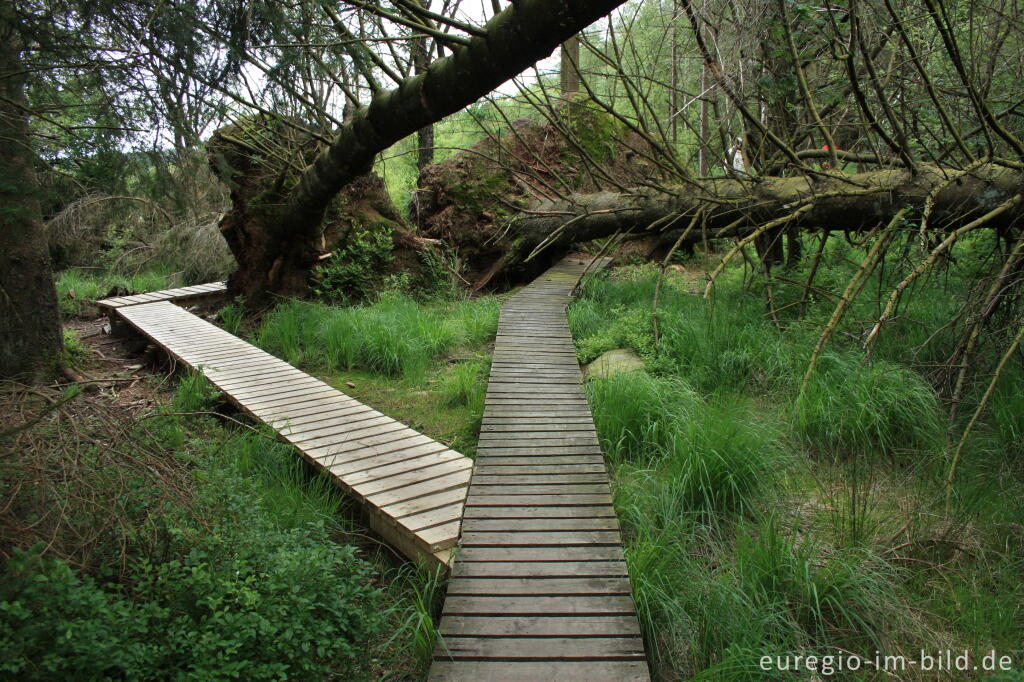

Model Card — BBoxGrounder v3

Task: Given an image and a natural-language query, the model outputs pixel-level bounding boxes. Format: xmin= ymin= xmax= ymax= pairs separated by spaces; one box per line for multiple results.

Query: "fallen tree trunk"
xmin=490 ymin=163 xmax=1023 ymax=281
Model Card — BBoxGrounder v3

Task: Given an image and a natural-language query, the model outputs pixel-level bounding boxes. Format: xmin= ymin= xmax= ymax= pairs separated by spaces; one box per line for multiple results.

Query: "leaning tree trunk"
xmin=217 ymin=0 xmax=628 ymax=305
xmin=0 ymin=3 xmax=62 ymax=381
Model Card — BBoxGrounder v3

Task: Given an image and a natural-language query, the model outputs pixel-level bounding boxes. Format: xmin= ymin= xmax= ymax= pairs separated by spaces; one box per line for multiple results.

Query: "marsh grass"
xmin=573 ymin=258 xmax=1022 ymax=680
xmin=55 ymin=269 xmax=174 ymax=317
xmin=258 ymin=294 xmax=499 ymax=380
xmin=793 ymin=352 xmax=944 ymax=457
xmin=591 ymin=372 xmax=777 ymax=517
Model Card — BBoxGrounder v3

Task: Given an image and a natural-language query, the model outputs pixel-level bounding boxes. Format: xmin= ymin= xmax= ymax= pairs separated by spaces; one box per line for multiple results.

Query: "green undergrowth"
xmin=572 ymin=260 xmax=1024 ymax=680
xmin=1 ymin=374 xmax=451 ymax=680
xmin=257 ymin=293 xmax=499 ymax=381
xmin=55 ymin=268 xmax=176 ymax=317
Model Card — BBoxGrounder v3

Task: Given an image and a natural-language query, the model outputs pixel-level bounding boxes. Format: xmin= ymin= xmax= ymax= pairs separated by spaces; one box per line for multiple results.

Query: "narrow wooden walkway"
xmin=115 ymin=301 xmax=470 ymax=567
xmin=97 ymin=281 xmax=227 ymax=310
xmin=430 ymin=259 xmax=650 ymax=681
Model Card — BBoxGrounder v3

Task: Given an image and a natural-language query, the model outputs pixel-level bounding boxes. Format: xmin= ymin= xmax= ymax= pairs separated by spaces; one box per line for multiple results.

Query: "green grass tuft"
xmin=793 ymin=352 xmax=944 ymax=456
xmin=257 ymin=294 xmax=498 ymax=380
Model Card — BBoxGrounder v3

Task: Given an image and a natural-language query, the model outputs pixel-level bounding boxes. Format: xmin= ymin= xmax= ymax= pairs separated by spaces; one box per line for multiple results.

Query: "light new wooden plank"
xmin=322 ymin=441 xmax=450 ymax=476
xmin=400 ymin=501 xmax=466 ymax=532
xmin=341 ymin=449 xmax=465 ymax=487
xmin=117 ymin=300 xmax=473 ymax=571
xmin=365 ymin=470 xmax=472 ymax=507
xmin=350 ymin=458 xmax=472 ymax=498
xmin=382 ymin=486 xmax=469 ymax=519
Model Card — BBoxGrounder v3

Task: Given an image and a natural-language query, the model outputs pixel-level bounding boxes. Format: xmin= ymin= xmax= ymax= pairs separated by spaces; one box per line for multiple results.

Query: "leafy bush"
xmin=0 ymin=547 xmax=160 ymax=680
xmin=311 ymin=225 xmax=393 ymax=303
xmin=2 ymin=518 xmax=383 ymax=681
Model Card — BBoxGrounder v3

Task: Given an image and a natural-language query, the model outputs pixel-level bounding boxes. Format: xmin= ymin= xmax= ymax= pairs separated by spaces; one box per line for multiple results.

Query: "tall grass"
xmin=589 ymin=372 xmax=777 ymax=517
xmin=257 ymin=294 xmax=498 ymax=380
xmin=793 ymin=352 xmax=944 ymax=456
xmin=56 ymin=269 xmax=175 ymax=317
xmin=572 ymin=267 xmax=804 ymax=394
xmin=573 ymin=259 xmax=1021 ymax=680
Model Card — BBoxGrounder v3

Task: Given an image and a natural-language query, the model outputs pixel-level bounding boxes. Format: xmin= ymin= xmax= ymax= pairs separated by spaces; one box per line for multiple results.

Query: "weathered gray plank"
xmin=428 ymin=659 xmax=650 ymax=682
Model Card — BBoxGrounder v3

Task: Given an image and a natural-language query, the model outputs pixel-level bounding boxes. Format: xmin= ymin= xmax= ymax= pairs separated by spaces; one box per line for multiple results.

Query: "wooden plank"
xmin=472 ymin=456 xmax=606 ymax=467
xmin=310 ymin=433 xmax=438 ymax=465
xmin=341 ymin=449 xmax=465 ymax=487
xmin=400 ymin=501 xmax=466 ymax=532
xmin=446 ymin=576 xmax=631 ymax=596
xmin=437 ymin=636 xmax=646 ymax=659
xmin=472 ymin=464 xmax=607 ymax=475
xmin=460 ymin=531 xmax=621 ymax=546
xmin=440 ymin=595 xmax=637 ymax=615
xmin=382 ymin=486 xmax=469 ymax=519
xmin=416 ymin=521 xmax=464 ymax=552
xmin=438 ymin=614 xmax=638 ymax=636
xmin=351 ymin=459 xmax=472 ymax=498
xmin=98 ymin=281 xmax=226 ymax=309
xmin=449 ymin=562 xmax=629 ymax=579
xmin=471 ymin=475 xmax=607 ymax=486
xmin=365 ymin=470 xmax=473 ymax=507
xmin=428 ymin=659 xmax=650 ymax=681
xmin=305 ymin=429 xmax=431 ymax=459
xmin=461 ymin=506 xmax=618 ymax=520
xmin=323 ymin=441 xmax=451 ymax=476
xmin=466 ymin=494 xmax=613 ymax=507
xmin=461 ymin=517 xmax=618 ymax=532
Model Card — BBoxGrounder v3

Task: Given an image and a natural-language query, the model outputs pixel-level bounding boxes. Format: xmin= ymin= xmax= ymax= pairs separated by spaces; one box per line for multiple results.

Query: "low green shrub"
xmin=2 ymin=521 xmax=382 ymax=681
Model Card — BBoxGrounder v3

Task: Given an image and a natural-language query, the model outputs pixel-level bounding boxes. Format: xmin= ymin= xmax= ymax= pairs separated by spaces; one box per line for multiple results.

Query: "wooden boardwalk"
xmin=115 ymin=301 xmax=470 ymax=567
xmin=97 ymin=281 xmax=227 ymax=310
xmin=430 ymin=259 xmax=650 ymax=681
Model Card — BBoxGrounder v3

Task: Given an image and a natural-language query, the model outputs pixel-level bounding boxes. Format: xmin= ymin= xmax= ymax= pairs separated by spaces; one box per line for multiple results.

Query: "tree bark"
xmin=0 ymin=2 xmax=63 ymax=381
xmin=413 ymin=0 xmax=434 ymax=172
xmin=494 ymin=164 xmax=1023 ymax=277
xmin=560 ymin=34 xmax=581 ymax=96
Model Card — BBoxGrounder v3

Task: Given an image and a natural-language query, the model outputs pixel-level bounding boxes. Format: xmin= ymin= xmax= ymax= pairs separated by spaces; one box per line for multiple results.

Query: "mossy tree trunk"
xmin=491 ymin=164 xmax=1023 ymax=279
xmin=0 ymin=2 xmax=62 ymax=381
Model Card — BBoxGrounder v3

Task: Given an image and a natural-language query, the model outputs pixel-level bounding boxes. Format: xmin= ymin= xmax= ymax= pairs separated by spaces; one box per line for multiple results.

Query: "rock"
xmin=586 ymin=348 xmax=645 ymax=379
xmin=346 ymin=381 xmax=356 ymax=388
